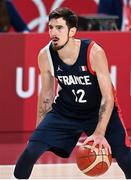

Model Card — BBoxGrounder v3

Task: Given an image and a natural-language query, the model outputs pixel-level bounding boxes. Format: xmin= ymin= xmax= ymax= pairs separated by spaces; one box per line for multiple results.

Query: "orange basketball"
xmin=76 ymin=141 xmax=112 ymax=176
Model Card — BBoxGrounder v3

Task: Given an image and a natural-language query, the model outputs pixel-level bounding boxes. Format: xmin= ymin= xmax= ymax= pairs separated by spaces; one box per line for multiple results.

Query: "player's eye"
xmin=48 ymin=25 xmax=53 ymax=30
xmin=57 ymin=26 xmax=63 ymax=30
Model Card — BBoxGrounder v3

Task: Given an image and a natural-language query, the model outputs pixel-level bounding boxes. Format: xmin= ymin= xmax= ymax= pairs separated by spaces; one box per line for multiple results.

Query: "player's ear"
xmin=69 ymin=27 xmax=77 ymax=37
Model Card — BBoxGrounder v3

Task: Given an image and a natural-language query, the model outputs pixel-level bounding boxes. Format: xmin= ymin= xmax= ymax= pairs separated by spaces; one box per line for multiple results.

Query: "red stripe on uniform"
xmin=113 ymin=86 xmax=131 ymax=147
xmin=87 ymin=41 xmax=95 ymax=76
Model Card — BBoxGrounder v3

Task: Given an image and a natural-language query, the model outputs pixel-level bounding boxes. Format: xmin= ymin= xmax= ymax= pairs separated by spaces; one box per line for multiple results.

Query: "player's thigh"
xmin=29 ymin=110 xmax=82 ymax=157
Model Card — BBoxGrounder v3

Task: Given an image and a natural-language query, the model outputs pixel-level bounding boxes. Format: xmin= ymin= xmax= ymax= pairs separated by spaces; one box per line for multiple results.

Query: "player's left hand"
xmin=82 ymin=133 xmax=112 ymax=155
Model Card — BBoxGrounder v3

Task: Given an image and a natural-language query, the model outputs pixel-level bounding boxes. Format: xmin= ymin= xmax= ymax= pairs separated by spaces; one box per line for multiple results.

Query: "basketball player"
xmin=14 ymin=7 xmax=131 ymax=179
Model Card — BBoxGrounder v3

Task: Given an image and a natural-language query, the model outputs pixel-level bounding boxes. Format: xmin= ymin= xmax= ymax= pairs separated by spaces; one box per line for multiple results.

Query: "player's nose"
xmin=50 ymin=28 xmax=58 ymax=37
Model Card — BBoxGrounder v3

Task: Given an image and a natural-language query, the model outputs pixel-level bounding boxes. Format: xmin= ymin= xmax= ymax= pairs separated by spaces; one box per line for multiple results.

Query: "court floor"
xmin=0 ymin=163 xmax=125 ymax=179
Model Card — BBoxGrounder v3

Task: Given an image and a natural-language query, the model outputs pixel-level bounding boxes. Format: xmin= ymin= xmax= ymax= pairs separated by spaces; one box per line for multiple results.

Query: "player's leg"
xmin=112 ymin=145 xmax=131 ymax=179
xmin=30 ymin=110 xmax=82 ymax=158
xmin=105 ymin=109 xmax=131 ymax=179
xmin=14 ymin=141 xmax=49 ymax=179
xmin=83 ymin=109 xmax=131 ymax=179
xmin=14 ymin=111 xmax=82 ymax=179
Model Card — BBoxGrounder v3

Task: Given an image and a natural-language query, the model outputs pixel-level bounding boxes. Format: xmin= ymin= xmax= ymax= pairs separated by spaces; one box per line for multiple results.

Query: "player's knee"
xmin=14 ymin=142 xmax=49 ymax=178
xmin=14 ymin=149 xmax=32 ymax=179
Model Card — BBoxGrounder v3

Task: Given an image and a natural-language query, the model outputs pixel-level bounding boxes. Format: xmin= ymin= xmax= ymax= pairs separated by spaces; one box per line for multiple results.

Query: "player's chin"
xmin=52 ymin=45 xmax=59 ymax=51
xmin=52 ymin=44 xmax=61 ymax=51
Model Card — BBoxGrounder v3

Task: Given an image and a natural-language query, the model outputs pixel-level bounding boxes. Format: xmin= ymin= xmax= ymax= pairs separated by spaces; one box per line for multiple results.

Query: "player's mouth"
xmin=52 ymin=37 xmax=59 ymax=45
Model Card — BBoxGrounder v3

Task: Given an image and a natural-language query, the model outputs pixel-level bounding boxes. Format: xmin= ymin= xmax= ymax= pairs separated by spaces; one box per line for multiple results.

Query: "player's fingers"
xmin=104 ymin=142 xmax=112 ymax=155
xmin=82 ymin=140 xmax=87 ymax=145
xmin=91 ymin=142 xmax=97 ymax=152
xmin=83 ymin=137 xmax=92 ymax=145
xmin=103 ymin=143 xmax=111 ymax=155
xmin=104 ymin=147 xmax=109 ymax=155
xmin=98 ymin=144 xmax=103 ymax=155
xmin=108 ymin=145 xmax=112 ymax=155
xmin=83 ymin=141 xmax=89 ymax=145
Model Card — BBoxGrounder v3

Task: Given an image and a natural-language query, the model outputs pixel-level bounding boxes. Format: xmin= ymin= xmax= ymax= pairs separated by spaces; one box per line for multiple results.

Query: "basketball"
xmin=76 ymin=141 xmax=112 ymax=176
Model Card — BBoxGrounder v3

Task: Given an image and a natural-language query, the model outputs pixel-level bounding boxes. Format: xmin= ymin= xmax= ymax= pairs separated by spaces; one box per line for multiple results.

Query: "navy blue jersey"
xmin=48 ymin=39 xmax=102 ymax=119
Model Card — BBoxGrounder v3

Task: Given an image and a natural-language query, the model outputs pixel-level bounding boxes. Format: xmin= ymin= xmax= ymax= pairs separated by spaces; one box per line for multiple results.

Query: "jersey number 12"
xmin=72 ymin=89 xmax=87 ymax=103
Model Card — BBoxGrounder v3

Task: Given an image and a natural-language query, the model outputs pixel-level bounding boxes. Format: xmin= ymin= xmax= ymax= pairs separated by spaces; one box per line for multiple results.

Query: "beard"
xmin=52 ymin=38 xmax=69 ymax=51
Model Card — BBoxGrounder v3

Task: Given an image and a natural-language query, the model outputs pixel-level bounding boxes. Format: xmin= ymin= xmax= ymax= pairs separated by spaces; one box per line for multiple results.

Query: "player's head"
xmin=48 ymin=7 xmax=78 ymax=50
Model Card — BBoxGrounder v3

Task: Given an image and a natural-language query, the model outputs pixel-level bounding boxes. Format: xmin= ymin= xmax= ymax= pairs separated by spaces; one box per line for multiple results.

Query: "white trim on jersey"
xmin=45 ymin=42 xmax=55 ymax=76
xmin=54 ymin=83 xmax=62 ymax=103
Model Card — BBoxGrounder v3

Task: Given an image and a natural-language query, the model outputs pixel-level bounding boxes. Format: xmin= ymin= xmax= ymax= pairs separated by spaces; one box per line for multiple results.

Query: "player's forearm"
xmin=36 ymin=93 xmax=53 ymax=127
xmin=94 ymin=97 xmax=114 ymax=136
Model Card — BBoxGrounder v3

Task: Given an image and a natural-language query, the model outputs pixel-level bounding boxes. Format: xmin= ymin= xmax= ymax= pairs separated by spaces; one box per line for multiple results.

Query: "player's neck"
xmin=57 ymin=38 xmax=81 ymax=64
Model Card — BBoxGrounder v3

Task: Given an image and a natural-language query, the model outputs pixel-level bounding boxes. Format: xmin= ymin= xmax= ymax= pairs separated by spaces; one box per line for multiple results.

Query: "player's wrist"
xmin=93 ymin=130 xmax=106 ymax=137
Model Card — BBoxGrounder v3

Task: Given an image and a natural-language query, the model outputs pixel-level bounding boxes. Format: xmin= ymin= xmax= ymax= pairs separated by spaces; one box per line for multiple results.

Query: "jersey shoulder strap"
xmin=86 ymin=40 xmax=95 ymax=76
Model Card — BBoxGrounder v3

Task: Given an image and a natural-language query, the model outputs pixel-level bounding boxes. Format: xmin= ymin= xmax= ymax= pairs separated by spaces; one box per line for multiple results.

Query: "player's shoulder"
xmin=89 ymin=40 xmax=104 ymax=55
xmin=38 ymin=42 xmax=51 ymax=59
xmin=38 ymin=42 xmax=51 ymax=71
xmin=81 ymin=39 xmax=103 ymax=52
xmin=90 ymin=40 xmax=107 ymax=69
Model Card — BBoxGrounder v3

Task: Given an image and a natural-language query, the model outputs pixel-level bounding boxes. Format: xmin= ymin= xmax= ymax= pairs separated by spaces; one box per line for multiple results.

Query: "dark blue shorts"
xmin=29 ymin=109 xmax=129 ymax=158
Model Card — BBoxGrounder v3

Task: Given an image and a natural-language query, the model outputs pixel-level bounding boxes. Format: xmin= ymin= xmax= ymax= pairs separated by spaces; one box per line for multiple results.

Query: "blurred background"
xmin=0 ymin=0 xmax=131 ymax=177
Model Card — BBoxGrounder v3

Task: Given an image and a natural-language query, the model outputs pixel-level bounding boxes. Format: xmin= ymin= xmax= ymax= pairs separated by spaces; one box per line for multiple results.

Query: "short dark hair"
xmin=49 ymin=7 xmax=78 ymax=29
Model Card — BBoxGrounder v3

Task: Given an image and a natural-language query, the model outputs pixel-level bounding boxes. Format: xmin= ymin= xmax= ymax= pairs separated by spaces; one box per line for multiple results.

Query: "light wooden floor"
xmin=0 ymin=162 xmax=125 ymax=179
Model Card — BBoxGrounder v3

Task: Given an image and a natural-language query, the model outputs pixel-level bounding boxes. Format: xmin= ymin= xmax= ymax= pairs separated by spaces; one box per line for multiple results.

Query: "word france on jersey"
xmin=57 ymin=75 xmax=92 ymax=86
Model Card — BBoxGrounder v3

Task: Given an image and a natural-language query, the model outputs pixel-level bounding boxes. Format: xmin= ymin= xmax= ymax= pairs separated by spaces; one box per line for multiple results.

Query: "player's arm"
xmin=91 ymin=44 xmax=114 ymax=137
xmin=36 ymin=49 xmax=55 ymax=127
xmin=83 ymin=43 xmax=114 ymax=153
